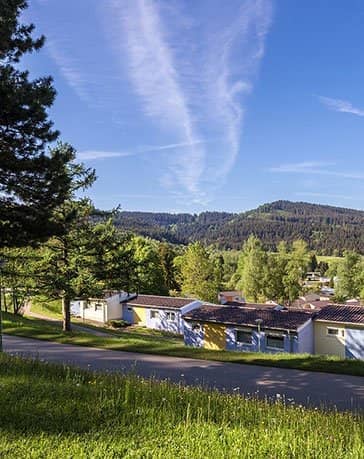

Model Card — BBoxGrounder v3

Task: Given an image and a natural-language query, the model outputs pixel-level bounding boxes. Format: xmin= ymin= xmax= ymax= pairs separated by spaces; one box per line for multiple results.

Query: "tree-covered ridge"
xmin=101 ymin=201 xmax=364 ymax=254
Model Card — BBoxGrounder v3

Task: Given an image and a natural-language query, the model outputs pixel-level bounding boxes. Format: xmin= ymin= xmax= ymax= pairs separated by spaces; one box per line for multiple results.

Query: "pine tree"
xmin=0 ymin=1 xmax=79 ymax=246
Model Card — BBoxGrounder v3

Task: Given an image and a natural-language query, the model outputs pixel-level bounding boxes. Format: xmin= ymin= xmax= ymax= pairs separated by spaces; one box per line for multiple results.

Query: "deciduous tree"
xmin=179 ymin=242 xmax=219 ymax=303
xmin=236 ymin=235 xmax=267 ymax=302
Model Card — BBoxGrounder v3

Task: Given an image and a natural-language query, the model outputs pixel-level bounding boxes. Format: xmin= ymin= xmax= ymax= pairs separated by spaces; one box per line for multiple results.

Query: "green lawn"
xmin=3 ymin=312 xmax=364 ymax=377
xmin=0 ymin=354 xmax=363 ymax=458
xmin=317 ymin=255 xmax=343 ymax=264
xmin=30 ymin=295 xmax=63 ymax=319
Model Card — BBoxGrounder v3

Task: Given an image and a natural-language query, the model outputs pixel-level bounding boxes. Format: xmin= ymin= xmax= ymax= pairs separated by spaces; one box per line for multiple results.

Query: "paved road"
xmin=3 ymin=334 xmax=364 ymax=412
xmin=25 ymin=311 xmax=112 ymax=337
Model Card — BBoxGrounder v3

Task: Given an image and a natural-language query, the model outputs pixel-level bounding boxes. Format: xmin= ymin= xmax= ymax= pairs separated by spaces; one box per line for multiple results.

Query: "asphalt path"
xmin=3 ymin=334 xmax=364 ymax=412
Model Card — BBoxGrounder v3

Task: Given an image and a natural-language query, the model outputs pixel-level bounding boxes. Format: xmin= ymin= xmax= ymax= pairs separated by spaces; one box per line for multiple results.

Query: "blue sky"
xmin=23 ymin=0 xmax=364 ymax=213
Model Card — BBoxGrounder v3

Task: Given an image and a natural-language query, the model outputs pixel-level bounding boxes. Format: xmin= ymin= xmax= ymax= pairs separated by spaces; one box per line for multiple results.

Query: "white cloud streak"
xmin=107 ymin=0 xmax=272 ymax=202
xmin=270 ymin=161 xmax=364 ymax=180
xmin=78 ymin=140 xmax=209 ymax=161
xmin=109 ymin=0 xmax=204 ymax=197
xmin=205 ymin=0 xmax=273 ymax=181
xmin=319 ymin=96 xmax=364 ymax=117
xmin=78 ymin=151 xmax=130 ymax=160
xmin=37 ymin=1 xmax=273 ymax=203
xmin=46 ymin=38 xmax=91 ymax=103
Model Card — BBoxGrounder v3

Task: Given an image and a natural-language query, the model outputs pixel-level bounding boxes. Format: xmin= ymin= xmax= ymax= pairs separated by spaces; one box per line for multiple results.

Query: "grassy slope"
xmin=29 ymin=295 xmax=63 ymax=319
xmin=0 ymin=354 xmax=363 ymax=458
xmin=317 ymin=255 xmax=343 ymax=264
xmin=3 ymin=312 xmax=364 ymax=377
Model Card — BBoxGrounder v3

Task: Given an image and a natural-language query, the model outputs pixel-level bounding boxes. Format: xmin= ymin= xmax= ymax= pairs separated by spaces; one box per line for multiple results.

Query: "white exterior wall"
xmin=81 ymin=299 xmax=106 ymax=322
xmin=105 ymin=295 xmax=123 ymax=322
xmin=70 ymin=300 xmax=81 ymax=316
xmin=146 ymin=308 xmax=181 ymax=334
xmin=143 ymin=301 xmax=201 ymax=334
xmin=297 ymin=319 xmax=314 ymax=354
xmin=180 ymin=300 xmax=202 ymax=335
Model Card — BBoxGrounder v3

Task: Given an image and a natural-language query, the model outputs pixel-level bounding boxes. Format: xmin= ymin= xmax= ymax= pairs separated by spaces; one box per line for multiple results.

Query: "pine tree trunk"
xmin=62 ymin=296 xmax=71 ymax=332
xmin=3 ymin=288 xmax=7 ymax=313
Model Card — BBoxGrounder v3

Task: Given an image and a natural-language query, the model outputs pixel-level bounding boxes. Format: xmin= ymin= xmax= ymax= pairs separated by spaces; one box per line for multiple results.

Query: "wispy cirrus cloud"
xmin=78 ymin=151 xmax=130 ymax=160
xmin=270 ymin=161 xmax=334 ymax=173
xmin=318 ymin=96 xmax=364 ymax=117
xmin=46 ymin=38 xmax=93 ymax=104
xmin=107 ymin=0 xmax=273 ymax=202
xmin=78 ymin=140 xmax=209 ymax=161
xmin=108 ymin=0 xmax=204 ymax=198
xmin=270 ymin=161 xmax=364 ymax=179
xmin=33 ymin=0 xmax=273 ymax=204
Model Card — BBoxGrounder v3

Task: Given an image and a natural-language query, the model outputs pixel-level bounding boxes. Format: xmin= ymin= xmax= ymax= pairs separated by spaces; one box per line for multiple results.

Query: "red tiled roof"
xmin=183 ymin=305 xmax=314 ymax=331
xmin=126 ymin=294 xmax=196 ymax=309
xmin=315 ymin=305 xmax=364 ymax=325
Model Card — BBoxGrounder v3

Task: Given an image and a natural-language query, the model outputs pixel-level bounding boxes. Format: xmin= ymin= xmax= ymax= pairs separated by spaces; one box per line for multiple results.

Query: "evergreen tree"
xmin=87 ymin=220 xmax=138 ymax=294
xmin=0 ymin=1 xmax=79 ymax=246
xmin=317 ymin=261 xmax=329 ymax=276
xmin=308 ymin=254 xmax=318 ymax=272
xmin=35 ymin=200 xmax=99 ymax=331
xmin=158 ymin=242 xmax=180 ymax=292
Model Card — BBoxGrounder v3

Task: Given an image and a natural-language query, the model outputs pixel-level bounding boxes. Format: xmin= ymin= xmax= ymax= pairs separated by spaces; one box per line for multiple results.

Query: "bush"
xmin=108 ymin=319 xmax=130 ymax=328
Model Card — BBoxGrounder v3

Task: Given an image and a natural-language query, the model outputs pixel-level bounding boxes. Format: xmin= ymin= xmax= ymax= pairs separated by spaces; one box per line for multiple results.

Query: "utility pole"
xmin=0 ymin=260 xmax=4 ymax=352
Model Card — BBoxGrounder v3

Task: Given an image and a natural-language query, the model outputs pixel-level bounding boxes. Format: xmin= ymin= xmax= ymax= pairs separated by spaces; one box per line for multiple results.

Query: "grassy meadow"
xmin=3 ymin=312 xmax=364 ymax=376
xmin=29 ymin=295 xmax=63 ymax=319
xmin=0 ymin=353 xmax=363 ymax=458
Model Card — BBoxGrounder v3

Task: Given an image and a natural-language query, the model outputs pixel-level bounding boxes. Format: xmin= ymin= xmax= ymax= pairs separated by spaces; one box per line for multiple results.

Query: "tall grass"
xmin=0 ymin=354 xmax=363 ymax=458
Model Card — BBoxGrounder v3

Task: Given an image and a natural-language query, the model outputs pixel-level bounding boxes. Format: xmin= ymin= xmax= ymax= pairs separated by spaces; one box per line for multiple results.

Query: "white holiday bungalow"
xmin=71 ymin=292 xmax=202 ymax=335
xmin=121 ymin=294 xmax=202 ymax=334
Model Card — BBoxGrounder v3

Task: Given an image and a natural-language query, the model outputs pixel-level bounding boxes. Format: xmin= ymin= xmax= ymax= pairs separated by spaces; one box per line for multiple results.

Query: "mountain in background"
xmin=95 ymin=201 xmax=364 ymax=254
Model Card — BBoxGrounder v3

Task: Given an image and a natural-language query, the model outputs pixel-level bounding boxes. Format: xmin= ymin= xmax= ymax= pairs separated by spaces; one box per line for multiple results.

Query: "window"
xmin=150 ymin=310 xmax=159 ymax=319
xmin=327 ymin=327 xmax=339 ymax=336
xmin=166 ymin=311 xmax=176 ymax=321
xmin=127 ymin=307 xmax=133 ymax=312
xmin=236 ymin=330 xmax=252 ymax=344
xmin=266 ymin=335 xmax=285 ymax=350
xmin=94 ymin=303 xmax=103 ymax=311
xmin=192 ymin=323 xmax=201 ymax=332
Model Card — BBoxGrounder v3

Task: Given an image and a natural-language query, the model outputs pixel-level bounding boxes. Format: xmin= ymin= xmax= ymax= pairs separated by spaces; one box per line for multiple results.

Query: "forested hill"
xmin=98 ymin=201 xmax=364 ymax=254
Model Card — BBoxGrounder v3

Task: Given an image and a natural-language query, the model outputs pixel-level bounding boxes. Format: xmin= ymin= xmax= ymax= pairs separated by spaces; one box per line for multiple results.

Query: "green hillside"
xmin=101 ymin=200 xmax=364 ymax=254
